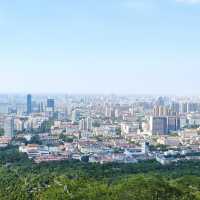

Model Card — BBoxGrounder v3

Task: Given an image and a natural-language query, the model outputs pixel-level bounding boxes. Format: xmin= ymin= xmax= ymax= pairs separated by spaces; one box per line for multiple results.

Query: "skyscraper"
xmin=167 ymin=116 xmax=180 ymax=132
xmin=27 ymin=94 xmax=32 ymax=115
xmin=47 ymin=99 xmax=55 ymax=112
xmin=180 ymin=103 xmax=188 ymax=114
xmin=71 ymin=109 xmax=80 ymax=123
xmin=4 ymin=116 xmax=14 ymax=138
xmin=79 ymin=117 xmax=93 ymax=131
xmin=171 ymin=102 xmax=180 ymax=115
xmin=150 ymin=116 xmax=168 ymax=135
xmin=153 ymin=106 xmax=171 ymax=117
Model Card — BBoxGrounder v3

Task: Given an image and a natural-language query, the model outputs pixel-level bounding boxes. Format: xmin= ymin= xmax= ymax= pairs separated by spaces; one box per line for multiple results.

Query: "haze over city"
xmin=2 ymin=1 xmax=200 ymax=199
xmin=0 ymin=0 xmax=200 ymax=94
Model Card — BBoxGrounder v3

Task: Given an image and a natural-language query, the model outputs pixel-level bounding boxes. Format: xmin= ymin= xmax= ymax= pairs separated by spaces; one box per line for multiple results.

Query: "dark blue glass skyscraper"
xmin=47 ymin=99 xmax=55 ymax=112
xmin=27 ymin=94 xmax=32 ymax=114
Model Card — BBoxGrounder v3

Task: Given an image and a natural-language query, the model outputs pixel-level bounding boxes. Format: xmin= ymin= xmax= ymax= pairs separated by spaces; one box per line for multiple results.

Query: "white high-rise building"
xmin=105 ymin=104 xmax=112 ymax=118
xmin=4 ymin=116 xmax=15 ymax=138
xmin=79 ymin=117 xmax=93 ymax=131
xmin=86 ymin=117 xmax=93 ymax=131
xmin=71 ymin=109 xmax=80 ymax=123
xmin=142 ymin=142 xmax=149 ymax=154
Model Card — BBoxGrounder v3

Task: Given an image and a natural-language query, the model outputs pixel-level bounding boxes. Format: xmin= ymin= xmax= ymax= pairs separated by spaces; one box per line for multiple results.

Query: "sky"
xmin=0 ymin=0 xmax=200 ymax=95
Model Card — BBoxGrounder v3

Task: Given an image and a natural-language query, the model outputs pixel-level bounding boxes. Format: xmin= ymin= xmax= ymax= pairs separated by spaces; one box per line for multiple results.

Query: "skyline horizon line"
xmin=0 ymin=92 xmax=200 ymax=97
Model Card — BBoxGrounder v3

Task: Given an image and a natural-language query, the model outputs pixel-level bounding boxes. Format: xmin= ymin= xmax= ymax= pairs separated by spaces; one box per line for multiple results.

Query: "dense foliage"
xmin=39 ymin=119 xmax=54 ymax=133
xmin=0 ymin=128 xmax=4 ymax=136
xmin=1 ymin=147 xmax=200 ymax=199
xmin=59 ymin=134 xmax=74 ymax=143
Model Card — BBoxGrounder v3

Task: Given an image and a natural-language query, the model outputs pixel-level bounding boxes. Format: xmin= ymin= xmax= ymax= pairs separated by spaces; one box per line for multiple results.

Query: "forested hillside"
xmin=1 ymin=147 xmax=200 ymax=200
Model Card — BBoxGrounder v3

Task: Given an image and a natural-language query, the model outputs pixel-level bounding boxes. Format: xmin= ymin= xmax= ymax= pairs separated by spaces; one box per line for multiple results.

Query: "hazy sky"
xmin=0 ymin=0 xmax=200 ymax=94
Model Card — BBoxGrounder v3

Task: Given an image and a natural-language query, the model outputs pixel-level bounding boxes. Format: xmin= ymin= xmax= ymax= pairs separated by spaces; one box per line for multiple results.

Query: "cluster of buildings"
xmin=1 ymin=94 xmax=200 ymax=165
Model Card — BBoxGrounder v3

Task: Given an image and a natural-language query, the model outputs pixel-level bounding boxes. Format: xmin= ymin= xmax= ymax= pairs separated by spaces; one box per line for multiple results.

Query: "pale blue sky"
xmin=0 ymin=0 xmax=200 ymax=94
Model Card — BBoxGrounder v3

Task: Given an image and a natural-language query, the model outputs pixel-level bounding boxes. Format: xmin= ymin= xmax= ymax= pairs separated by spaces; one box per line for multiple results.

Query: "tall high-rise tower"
xmin=4 ymin=116 xmax=14 ymax=138
xmin=47 ymin=99 xmax=55 ymax=112
xmin=27 ymin=94 xmax=32 ymax=115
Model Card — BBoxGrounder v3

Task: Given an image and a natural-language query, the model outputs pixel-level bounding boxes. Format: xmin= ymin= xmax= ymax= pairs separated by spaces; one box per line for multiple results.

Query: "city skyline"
xmin=0 ymin=0 xmax=200 ymax=94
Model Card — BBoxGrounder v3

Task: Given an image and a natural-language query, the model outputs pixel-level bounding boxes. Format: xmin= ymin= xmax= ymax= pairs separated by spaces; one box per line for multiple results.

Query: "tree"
xmin=29 ymin=135 xmax=42 ymax=145
xmin=40 ymin=120 xmax=54 ymax=132
xmin=0 ymin=128 xmax=4 ymax=136
xmin=59 ymin=134 xmax=74 ymax=143
xmin=81 ymin=155 xmax=89 ymax=163
xmin=93 ymin=121 xmax=101 ymax=128
xmin=116 ymin=127 xmax=121 ymax=136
